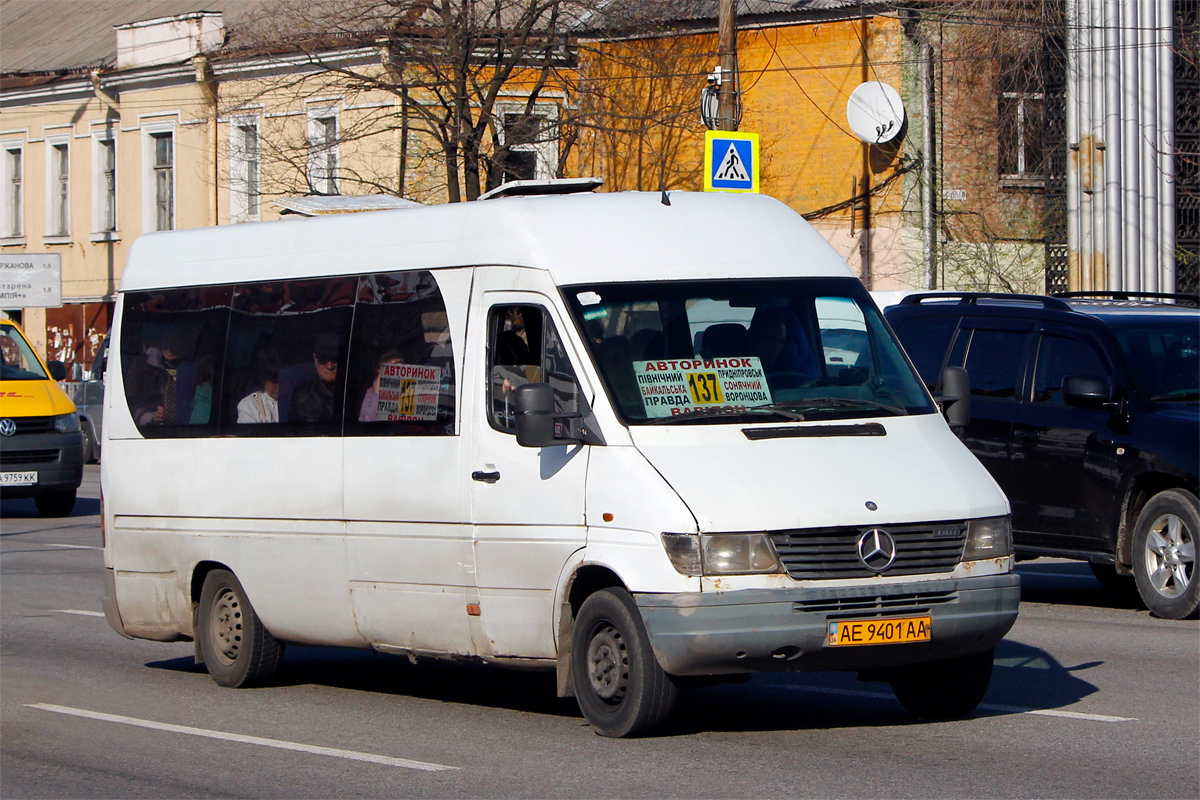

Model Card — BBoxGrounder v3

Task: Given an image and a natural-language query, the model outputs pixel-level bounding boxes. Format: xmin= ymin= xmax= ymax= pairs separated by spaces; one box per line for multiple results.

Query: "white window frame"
xmin=999 ymin=90 xmax=1045 ymax=184
xmin=229 ymin=116 xmax=261 ymax=223
xmin=1 ymin=140 xmax=24 ymax=242
xmin=142 ymin=121 xmax=176 ymax=232
xmin=306 ymin=105 xmax=340 ymax=195
xmin=91 ymin=129 xmax=118 ymax=240
xmin=44 ymin=133 xmax=71 ymax=243
xmin=495 ymin=101 xmax=559 ymax=182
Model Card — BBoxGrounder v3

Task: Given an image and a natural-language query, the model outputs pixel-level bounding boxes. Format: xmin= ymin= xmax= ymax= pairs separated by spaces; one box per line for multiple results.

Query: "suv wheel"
xmin=1132 ymin=489 xmax=1200 ymax=620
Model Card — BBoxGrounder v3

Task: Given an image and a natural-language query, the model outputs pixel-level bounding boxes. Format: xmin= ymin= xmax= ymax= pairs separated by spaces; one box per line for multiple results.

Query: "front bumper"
xmin=636 ymin=573 xmax=1020 ymax=675
xmin=0 ymin=430 xmax=84 ymax=498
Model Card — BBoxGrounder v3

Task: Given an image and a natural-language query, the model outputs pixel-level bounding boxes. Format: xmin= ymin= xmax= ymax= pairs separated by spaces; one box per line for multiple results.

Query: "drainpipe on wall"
xmin=91 ymin=70 xmax=119 ymax=300
xmin=194 ymin=55 xmax=219 ymax=225
xmin=920 ymin=40 xmax=936 ymax=290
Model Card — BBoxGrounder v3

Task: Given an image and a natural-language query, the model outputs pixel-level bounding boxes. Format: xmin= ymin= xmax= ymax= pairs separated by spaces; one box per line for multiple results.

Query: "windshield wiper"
xmin=642 ymin=406 xmax=806 ymax=425
xmin=762 ymin=397 xmax=908 ymax=416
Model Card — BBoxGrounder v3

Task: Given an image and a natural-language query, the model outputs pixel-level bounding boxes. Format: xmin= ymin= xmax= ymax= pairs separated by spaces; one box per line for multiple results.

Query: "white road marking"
xmin=773 ymin=685 xmax=1136 ymax=722
xmin=47 ymin=543 xmax=102 ymax=551
xmin=27 ymin=704 xmax=459 ymax=772
xmin=55 ymin=609 xmax=105 ymax=618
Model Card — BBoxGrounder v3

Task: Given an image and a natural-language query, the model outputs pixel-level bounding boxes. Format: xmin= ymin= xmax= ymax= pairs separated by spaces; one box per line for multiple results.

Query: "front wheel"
xmin=1132 ymin=489 xmax=1200 ymax=620
xmin=35 ymin=489 xmax=76 ymax=518
xmin=570 ymin=588 xmax=678 ymax=737
xmin=197 ymin=569 xmax=285 ymax=687
xmin=890 ymin=647 xmax=994 ymax=719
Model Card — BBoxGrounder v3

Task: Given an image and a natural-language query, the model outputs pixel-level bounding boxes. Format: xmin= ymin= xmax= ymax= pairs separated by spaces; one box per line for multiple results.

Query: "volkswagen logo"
xmin=0 ymin=418 xmax=15 ymax=437
xmin=857 ymin=528 xmax=897 ymax=572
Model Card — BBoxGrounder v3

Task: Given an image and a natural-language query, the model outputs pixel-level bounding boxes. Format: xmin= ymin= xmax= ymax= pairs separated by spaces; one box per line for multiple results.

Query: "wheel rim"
xmin=1143 ymin=512 xmax=1195 ymax=599
xmin=209 ymin=586 xmax=244 ymax=666
xmin=586 ymin=622 xmax=629 ymax=705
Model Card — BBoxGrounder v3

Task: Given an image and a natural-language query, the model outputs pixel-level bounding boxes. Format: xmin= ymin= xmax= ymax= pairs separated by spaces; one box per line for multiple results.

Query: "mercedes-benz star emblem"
xmin=857 ymin=528 xmax=897 ymax=572
xmin=0 ymin=418 xmax=16 ymax=437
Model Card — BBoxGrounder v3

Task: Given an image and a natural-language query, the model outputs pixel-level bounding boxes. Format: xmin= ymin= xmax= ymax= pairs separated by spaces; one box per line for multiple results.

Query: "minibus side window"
xmin=343 ymin=270 xmax=456 ymax=436
xmin=487 ymin=304 xmax=579 ymax=433
xmin=224 ymin=277 xmax=355 ymax=437
xmin=120 ymin=287 xmax=231 ymax=437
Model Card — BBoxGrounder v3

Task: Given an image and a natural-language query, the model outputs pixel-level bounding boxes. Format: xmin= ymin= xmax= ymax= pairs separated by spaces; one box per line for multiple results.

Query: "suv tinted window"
xmin=951 ymin=328 xmax=1027 ymax=399
xmin=1032 ymin=333 xmax=1108 ymax=405
xmin=894 ymin=316 xmax=957 ymax=387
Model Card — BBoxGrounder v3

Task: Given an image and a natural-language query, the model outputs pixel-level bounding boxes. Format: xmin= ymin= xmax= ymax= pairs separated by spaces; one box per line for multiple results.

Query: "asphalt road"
xmin=2 ymin=466 xmax=1197 ymax=799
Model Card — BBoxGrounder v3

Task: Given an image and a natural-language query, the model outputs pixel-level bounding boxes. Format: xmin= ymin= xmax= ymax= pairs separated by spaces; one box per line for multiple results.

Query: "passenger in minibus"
xmin=290 ymin=334 xmax=341 ymax=423
xmin=237 ymin=350 xmax=281 ymax=424
xmin=358 ymin=351 xmax=405 ymax=422
xmin=124 ymin=330 xmax=199 ymax=426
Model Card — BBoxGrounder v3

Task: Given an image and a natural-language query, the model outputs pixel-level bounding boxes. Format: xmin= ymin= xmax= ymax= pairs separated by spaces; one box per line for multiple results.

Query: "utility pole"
xmin=717 ymin=0 xmax=737 ymax=131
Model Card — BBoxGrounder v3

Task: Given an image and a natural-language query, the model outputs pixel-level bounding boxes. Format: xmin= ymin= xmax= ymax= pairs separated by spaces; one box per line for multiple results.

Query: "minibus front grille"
xmin=770 ymin=523 xmax=967 ymax=580
xmin=0 ymin=448 xmax=60 ymax=465
xmin=0 ymin=416 xmax=55 ymax=435
xmin=794 ymin=589 xmax=959 ymax=616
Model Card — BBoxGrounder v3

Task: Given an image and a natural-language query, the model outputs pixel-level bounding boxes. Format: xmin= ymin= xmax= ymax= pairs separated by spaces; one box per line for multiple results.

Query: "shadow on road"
xmin=0 ymin=497 xmax=101 ymax=521
xmin=145 ymin=635 xmax=1099 ymax=736
xmin=1017 ymin=561 xmax=1144 ymax=612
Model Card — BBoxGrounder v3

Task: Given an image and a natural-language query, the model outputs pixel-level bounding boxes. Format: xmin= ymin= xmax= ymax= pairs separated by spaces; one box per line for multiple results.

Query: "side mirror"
xmin=1062 ymin=375 xmax=1111 ymax=409
xmin=938 ymin=366 xmax=971 ymax=432
xmin=515 ymin=383 xmax=559 ymax=448
xmin=47 ymin=360 xmax=67 ymax=381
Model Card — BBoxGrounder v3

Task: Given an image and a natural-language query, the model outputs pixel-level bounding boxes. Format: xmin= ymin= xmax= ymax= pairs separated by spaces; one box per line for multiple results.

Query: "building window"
xmin=231 ymin=120 xmax=260 ymax=222
xmin=93 ymin=135 xmax=117 ymax=235
xmin=49 ymin=142 xmax=70 ymax=237
xmin=152 ymin=132 xmax=174 ymax=231
xmin=2 ymin=145 xmax=22 ymax=239
xmin=308 ymin=111 xmax=338 ymax=195
xmin=998 ymin=56 xmax=1045 ymax=184
xmin=502 ymin=113 xmax=543 ymax=183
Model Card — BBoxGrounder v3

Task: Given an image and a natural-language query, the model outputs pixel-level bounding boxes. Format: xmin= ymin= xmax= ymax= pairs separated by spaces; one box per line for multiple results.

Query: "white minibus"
xmin=101 ymin=184 xmax=1019 ymax=737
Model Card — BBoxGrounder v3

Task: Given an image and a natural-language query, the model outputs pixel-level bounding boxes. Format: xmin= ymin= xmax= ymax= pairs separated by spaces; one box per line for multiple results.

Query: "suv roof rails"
xmin=1052 ymin=290 xmax=1200 ymax=307
xmin=898 ymin=291 xmax=1073 ymax=311
xmin=477 ymin=177 xmax=605 ymax=201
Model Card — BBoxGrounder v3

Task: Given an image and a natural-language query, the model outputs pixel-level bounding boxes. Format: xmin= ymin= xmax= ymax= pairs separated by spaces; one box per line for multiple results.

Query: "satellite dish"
xmin=846 ymin=81 xmax=905 ymax=144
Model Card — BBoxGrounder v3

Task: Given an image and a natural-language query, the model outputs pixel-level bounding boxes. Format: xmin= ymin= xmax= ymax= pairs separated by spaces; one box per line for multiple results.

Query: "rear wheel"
xmin=80 ymin=422 xmax=96 ymax=464
xmin=1132 ymin=490 xmax=1200 ymax=620
xmin=34 ymin=489 xmax=76 ymax=518
xmin=197 ymin=569 xmax=285 ymax=687
xmin=570 ymin=588 xmax=678 ymax=737
xmin=890 ymin=647 xmax=994 ymax=719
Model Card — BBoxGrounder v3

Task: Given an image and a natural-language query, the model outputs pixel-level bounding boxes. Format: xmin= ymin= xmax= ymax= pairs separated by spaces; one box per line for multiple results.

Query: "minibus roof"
xmin=120 ymin=190 xmax=853 ymax=292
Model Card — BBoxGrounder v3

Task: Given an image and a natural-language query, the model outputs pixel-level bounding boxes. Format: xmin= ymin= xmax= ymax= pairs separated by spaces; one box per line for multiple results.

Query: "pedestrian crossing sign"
xmin=704 ymin=130 xmax=759 ymax=193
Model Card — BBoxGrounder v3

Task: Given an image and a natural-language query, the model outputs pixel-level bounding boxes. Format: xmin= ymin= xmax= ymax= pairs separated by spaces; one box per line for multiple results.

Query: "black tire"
xmin=34 ymin=489 xmax=76 ymax=518
xmin=80 ymin=422 xmax=96 ymax=465
xmin=197 ymin=569 xmax=285 ymax=687
xmin=890 ymin=647 xmax=994 ymax=719
xmin=570 ymin=588 xmax=678 ymax=737
xmin=1088 ymin=561 xmax=1136 ymax=593
xmin=1132 ymin=489 xmax=1200 ymax=620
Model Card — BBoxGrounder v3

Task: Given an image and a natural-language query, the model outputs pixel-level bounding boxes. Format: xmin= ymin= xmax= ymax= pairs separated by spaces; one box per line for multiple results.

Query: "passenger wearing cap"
xmin=290 ymin=334 xmax=342 ymax=423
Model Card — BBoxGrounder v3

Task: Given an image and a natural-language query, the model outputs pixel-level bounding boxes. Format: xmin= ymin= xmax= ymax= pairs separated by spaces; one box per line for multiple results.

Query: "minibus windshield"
xmin=565 ymin=277 xmax=935 ymax=425
xmin=0 ymin=323 xmax=51 ymax=381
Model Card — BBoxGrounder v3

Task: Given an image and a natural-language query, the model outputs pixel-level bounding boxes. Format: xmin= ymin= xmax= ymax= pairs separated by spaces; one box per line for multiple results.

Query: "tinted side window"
xmin=120 ymin=287 xmax=231 ymax=436
xmin=894 ymin=316 xmax=958 ymax=388
xmin=225 ymin=277 xmax=354 ymax=436
xmin=1033 ymin=333 xmax=1108 ymax=405
xmin=344 ymin=271 xmax=456 ymax=436
xmin=487 ymin=304 xmax=579 ymax=433
xmin=953 ymin=328 xmax=1028 ymax=399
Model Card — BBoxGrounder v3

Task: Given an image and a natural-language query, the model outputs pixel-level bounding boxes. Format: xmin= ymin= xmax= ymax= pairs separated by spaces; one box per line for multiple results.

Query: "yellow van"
xmin=0 ymin=319 xmax=84 ymax=516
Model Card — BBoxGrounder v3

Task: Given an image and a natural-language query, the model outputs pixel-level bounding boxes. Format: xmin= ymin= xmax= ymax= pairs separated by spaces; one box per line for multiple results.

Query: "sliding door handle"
xmin=472 ymin=470 xmax=501 ymax=484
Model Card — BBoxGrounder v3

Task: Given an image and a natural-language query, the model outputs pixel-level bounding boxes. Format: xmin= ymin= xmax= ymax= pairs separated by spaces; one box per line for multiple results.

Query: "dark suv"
xmin=883 ymin=292 xmax=1199 ymax=619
